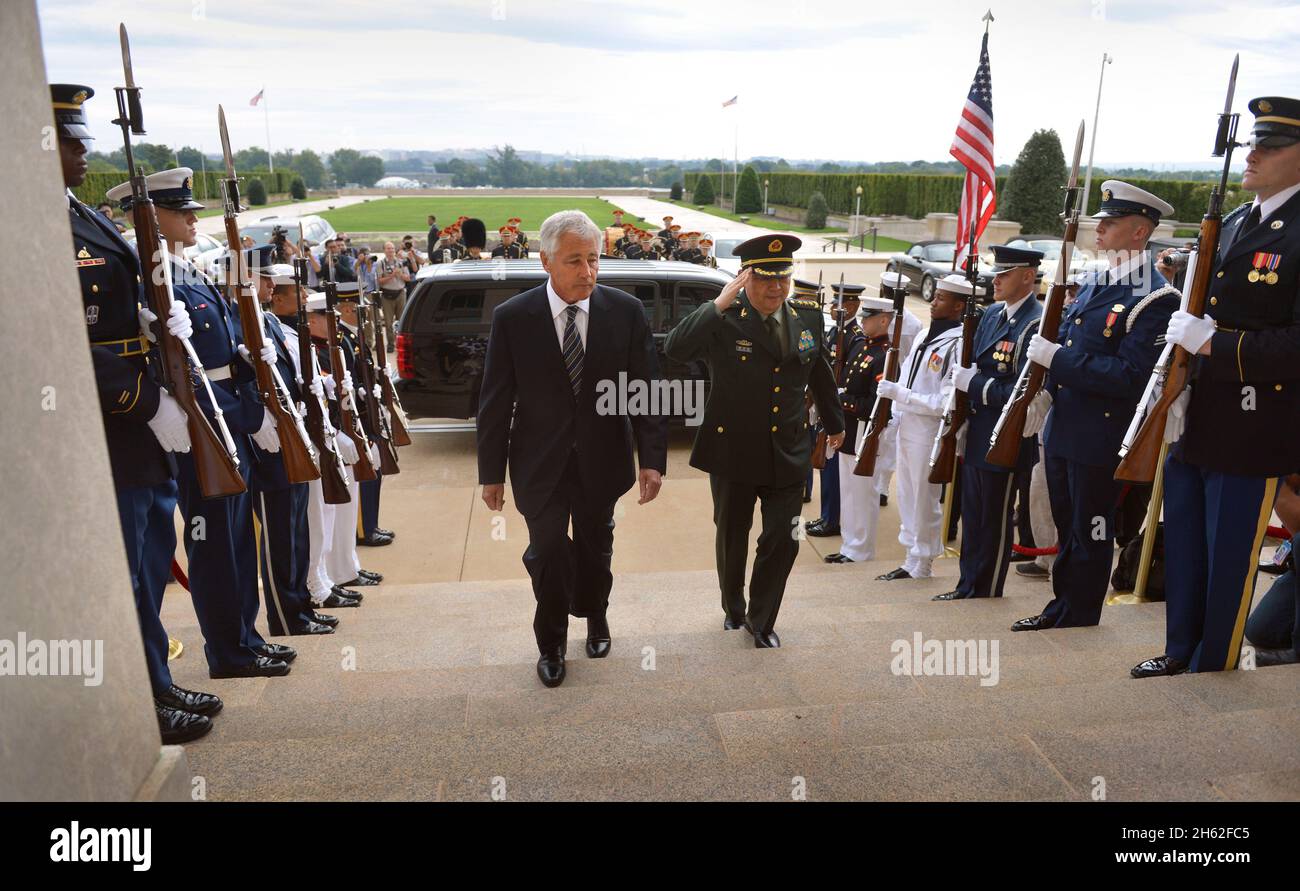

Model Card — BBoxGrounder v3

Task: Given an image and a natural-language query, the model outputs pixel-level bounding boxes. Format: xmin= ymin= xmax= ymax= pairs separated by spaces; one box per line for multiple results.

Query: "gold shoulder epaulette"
xmin=788 ymin=298 xmax=821 ymax=311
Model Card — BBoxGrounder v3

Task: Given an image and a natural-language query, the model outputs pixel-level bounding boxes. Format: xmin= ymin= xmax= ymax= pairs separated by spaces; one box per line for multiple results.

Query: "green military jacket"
xmin=664 ymin=290 xmax=845 ymax=486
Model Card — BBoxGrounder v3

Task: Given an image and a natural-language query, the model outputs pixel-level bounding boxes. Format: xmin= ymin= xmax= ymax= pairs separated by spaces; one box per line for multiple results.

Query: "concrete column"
xmin=0 ymin=0 xmax=190 ymax=801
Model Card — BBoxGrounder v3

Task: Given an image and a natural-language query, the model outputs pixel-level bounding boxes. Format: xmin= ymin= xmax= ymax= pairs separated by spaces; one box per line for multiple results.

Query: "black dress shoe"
xmin=310 ymin=611 xmax=340 ymax=628
xmin=357 ymin=569 xmax=384 ymax=583
xmin=356 ymin=532 xmax=394 ymax=547
xmin=722 ymin=616 xmax=745 ymax=630
xmin=155 ymin=684 xmax=223 ymax=717
xmin=823 ymin=553 xmax=854 ymax=564
xmin=1016 ymin=562 xmax=1050 ymax=578
xmin=1010 ymin=614 xmax=1053 ymax=632
xmin=876 ymin=567 xmax=912 ymax=581
xmin=290 ymin=620 xmax=335 ymax=635
xmin=332 ymin=585 xmax=365 ymax=602
xmin=805 ymin=522 xmax=841 ymax=538
xmin=209 ymin=656 xmax=291 ymax=679
xmin=931 ymin=591 xmax=962 ymax=601
xmin=259 ymin=643 xmax=297 ymax=663
xmin=155 ymin=702 xmax=212 ymax=745
xmin=743 ymin=619 xmax=781 ymax=649
xmin=318 ymin=590 xmax=361 ymax=608
xmin=537 ymin=647 xmax=566 ymax=687
xmin=585 ymin=614 xmax=611 ymax=659
xmin=1254 ymin=647 xmax=1299 ymax=667
xmin=1130 ymin=654 xmax=1189 ymax=679
xmin=374 ymin=527 xmax=395 ymax=539
xmin=340 ymin=575 xmax=379 ymax=587
xmin=879 ymin=494 xmax=888 ymax=507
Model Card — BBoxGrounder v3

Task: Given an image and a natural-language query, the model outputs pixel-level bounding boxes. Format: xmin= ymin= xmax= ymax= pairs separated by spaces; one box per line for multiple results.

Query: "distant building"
xmin=374 ymin=175 xmax=421 ymax=189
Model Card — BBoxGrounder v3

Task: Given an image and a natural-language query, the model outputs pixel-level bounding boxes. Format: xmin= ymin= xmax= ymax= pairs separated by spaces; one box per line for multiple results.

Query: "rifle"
xmin=323 ymin=282 xmax=377 ymax=482
xmin=1115 ymin=56 xmax=1240 ymax=483
xmin=986 ymin=119 xmax=1087 ymax=469
xmin=112 ymin=24 xmax=244 ymax=498
xmin=810 ymin=271 xmax=834 ymax=470
xmin=854 ymin=275 xmax=908 ymax=476
xmin=294 ymin=257 xmax=351 ymax=504
xmin=217 ymin=106 xmax=319 ymax=483
xmin=367 ymin=288 xmax=412 ymax=447
xmin=928 ymin=222 xmax=982 ymax=483
xmin=354 ymin=299 xmax=401 ymax=475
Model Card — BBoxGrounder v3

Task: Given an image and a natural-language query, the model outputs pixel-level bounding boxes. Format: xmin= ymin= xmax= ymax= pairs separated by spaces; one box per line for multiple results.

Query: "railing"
xmin=821 ymin=228 xmax=879 ymax=253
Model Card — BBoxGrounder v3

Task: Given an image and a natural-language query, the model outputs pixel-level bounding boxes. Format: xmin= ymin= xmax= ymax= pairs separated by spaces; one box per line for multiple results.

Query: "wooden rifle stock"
xmin=355 ymin=302 xmax=401 ymax=475
xmin=324 ymin=283 xmax=377 ymax=482
xmin=294 ymin=260 xmax=350 ymax=504
xmin=928 ymin=302 xmax=977 ymax=484
xmin=854 ymin=284 xmax=907 ymax=477
xmin=368 ymin=295 xmax=412 ymax=446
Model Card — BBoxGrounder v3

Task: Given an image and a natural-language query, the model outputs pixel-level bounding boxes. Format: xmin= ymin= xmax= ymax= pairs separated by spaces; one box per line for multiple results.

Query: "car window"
xmin=672 ymin=283 xmax=720 ymax=328
xmin=908 ymin=245 xmax=924 ymax=258
xmin=924 ymin=244 xmax=956 ymax=263
xmin=610 ymin=280 xmax=659 ymax=330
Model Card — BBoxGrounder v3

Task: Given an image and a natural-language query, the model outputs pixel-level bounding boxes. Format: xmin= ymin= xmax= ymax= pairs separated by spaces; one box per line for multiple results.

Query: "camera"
xmin=1163 ymin=249 xmax=1191 ymax=272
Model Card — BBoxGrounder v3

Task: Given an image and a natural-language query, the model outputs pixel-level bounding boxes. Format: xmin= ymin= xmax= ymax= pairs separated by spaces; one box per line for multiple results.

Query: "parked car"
xmin=999 ymin=235 xmax=1089 ymax=294
xmin=711 ymin=237 xmax=744 ymax=276
xmin=394 ymin=259 xmax=733 ymax=421
xmin=888 ymin=239 xmax=995 ymax=303
xmin=239 ymin=214 xmax=337 ymax=249
xmin=126 ymin=230 xmax=226 ymax=275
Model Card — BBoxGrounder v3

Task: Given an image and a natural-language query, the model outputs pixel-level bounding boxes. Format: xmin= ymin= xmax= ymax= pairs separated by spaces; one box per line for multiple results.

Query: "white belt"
xmin=206 ymin=364 xmax=233 ymax=382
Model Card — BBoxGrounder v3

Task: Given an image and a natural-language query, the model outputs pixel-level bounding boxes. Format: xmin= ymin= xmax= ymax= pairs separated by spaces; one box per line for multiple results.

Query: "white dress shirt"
xmin=1253 ymin=181 xmax=1300 ymax=222
xmin=547 ymin=278 xmax=590 ymax=350
xmin=1001 ymin=291 xmax=1032 ymax=324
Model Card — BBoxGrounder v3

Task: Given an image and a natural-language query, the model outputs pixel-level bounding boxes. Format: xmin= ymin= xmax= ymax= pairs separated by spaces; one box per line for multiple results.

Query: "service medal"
xmin=1248 ymin=269 xmax=1260 ymax=283
xmin=1266 ymin=271 xmax=1279 ymax=285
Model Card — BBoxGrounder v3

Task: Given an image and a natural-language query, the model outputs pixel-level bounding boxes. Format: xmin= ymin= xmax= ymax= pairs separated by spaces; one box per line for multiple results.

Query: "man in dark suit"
xmin=934 ymin=245 xmax=1044 ymax=601
xmin=477 ymin=210 xmax=669 ymax=688
xmin=1134 ymin=97 xmax=1300 ymax=676
xmin=665 ymin=235 xmax=845 ymax=647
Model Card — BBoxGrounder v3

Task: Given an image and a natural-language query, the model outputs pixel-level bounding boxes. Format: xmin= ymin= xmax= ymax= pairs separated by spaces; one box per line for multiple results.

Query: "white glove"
xmin=1164 ymin=387 xmax=1191 ymax=444
xmin=341 ymin=371 xmax=354 ymax=395
xmin=1166 ymin=310 xmax=1217 ymax=355
xmin=309 ymin=377 xmax=324 ymax=400
xmin=252 ymin=408 xmax=281 ymax=452
xmin=322 ymin=375 xmax=337 ymax=400
xmin=238 ymin=342 xmax=277 ymax=367
xmin=335 ymin=431 xmax=359 ymax=463
xmin=368 ymin=443 xmax=380 ymax=467
xmin=952 ymin=364 xmax=977 ymax=393
xmin=372 ymin=383 xmax=382 ymax=401
xmin=1024 ymin=390 xmax=1052 ymax=438
xmin=1026 ymin=334 xmax=1061 ymax=369
xmin=876 ymin=379 xmax=909 ymax=404
xmin=146 ymin=391 xmax=191 ymax=453
xmin=139 ymin=300 xmax=193 ymax=343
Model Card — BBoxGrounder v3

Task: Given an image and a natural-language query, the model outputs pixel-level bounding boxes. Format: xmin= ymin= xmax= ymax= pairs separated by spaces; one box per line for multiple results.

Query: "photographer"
xmin=399 ymin=235 xmax=423 ymax=299
xmin=354 ymin=245 xmax=377 ymax=293
xmin=318 ymin=237 xmax=356 ymax=283
xmin=1156 ymin=241 xmax=1196 ymax=291
xmin=376 ymin=241 xmax=410 ymax=350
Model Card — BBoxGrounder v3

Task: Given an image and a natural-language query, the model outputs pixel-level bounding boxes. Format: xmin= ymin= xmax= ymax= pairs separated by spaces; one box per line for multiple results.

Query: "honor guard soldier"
xmin=1134 ymin=97 xmax=1300 ymax=676
xmin=700 ymin=237 xmax=717 ymax=268
xmin=664 ymin=235 xmax=845 ymax=647
xmin=56 ymin=86 xmax=219 ymax=743
xmin=433 ymin=227 xmax=462 ymax=264
xmin=788 ymin=278 xmax=825 ymax=506
xmin=806 ymin=281 xmax=864 ymax=539
xmin=491 ymin=226 xmax=526 ymax=259
xmin=611 ymin=208 xmax=625 ymax=230
xmin=457 ymin=218 xmax=488 ymax=261
xmin=1014 ymin=183 xmax=1178 ymax=631
xmin=934 ymin=244 xmax=1044 ymax=601
xmin=622 ymin=231 xmax=646 ymax=260
xmin=675 ymin=232 xmax=704 ymax=264
xmin=508 ymin=217 xmax=529 ymax=252
xmin=108 ymin=168 xmax=293 ymax=679
xmin=613 ymin=224 xmax=634 ymax=258
xmin=657 ymin=215 xmax=675 ymax=243
xmin=825 ymin=290 xmax=895 ymax=564
xmin=876 ymin=273 xmax=969 ymax=580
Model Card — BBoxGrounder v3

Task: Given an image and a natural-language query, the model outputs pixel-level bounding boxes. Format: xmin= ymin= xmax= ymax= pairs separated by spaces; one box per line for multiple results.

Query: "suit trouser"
xmin=175 ymin=442 xmax=266 ymax=672
xmin=804 ymin=428 xmax=816 ymax=499
xmin=955 ymin=462 xmax=1016 ymax=598
xmin=818 ymin=441 xmax=840 ymax=525
xmin=114 ymin=480 xmax=178 ymax=695
xmin=1030 ymin=442 xmax=1057 ymax=571
xmin=1162 ymin=453 xmax=1279 ymax=672
xmin=251 ymin=481 xmax=317 ymax=635
xmin=710 ymin=473 xmax=803 ymax=633
xmin=360 ymin=474 xmax=382 ymax=538
xmin=1039 ymin=454 xmax=1124 ymax=628
xmin=305 ymin=477 xmax=333 ymax=601
xmin=838 ymin=451 xmax=879 ymax=562
xmin=325 ymin=477 xmax=362 ymax=585
xmin=522 ymin=450 xmax=616 ymax=652
xmin=895 ymin=432 xmax=943 ymax=577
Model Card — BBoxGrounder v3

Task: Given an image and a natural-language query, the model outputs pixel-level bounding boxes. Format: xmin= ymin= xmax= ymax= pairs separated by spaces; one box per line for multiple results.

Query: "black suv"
xmin=394 ymin=259 xmax=734 ymax=420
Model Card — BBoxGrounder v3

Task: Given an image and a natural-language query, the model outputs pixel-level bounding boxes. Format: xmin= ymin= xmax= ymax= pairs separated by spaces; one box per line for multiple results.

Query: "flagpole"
xmin=732 ymin=122 xmax=738 ymax=212
xmin=1080 ymin=53 xmax=1112 ymax=217
xmin=262 ymin=87 xmax=274 ymax=173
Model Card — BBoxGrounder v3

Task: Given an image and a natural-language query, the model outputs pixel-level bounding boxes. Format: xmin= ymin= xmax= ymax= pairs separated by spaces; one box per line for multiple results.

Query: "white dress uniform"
xmin=891 ymin=321 xmax=962 ymax=577
xmin=873 ymin=307 xmax=925 ymax=498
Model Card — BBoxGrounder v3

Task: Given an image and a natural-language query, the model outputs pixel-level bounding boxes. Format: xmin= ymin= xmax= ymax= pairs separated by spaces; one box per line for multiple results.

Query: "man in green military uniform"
xmin=665 ymin=234 xmax=845 ymax=647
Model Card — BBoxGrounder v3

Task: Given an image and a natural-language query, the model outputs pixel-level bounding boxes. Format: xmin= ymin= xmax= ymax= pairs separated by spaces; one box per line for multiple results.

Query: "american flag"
xmin=721 ymin=95 xmax=737 ymax=108
xmin=950 ymin=32 xmax=995 ymax=270
xmin=249 ymin=88 xmax=264 ymax=107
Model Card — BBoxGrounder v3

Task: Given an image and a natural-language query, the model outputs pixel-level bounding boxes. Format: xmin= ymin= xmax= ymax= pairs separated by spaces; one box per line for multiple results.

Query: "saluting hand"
xmin=715 ymin=268 xmax=751 ymax=312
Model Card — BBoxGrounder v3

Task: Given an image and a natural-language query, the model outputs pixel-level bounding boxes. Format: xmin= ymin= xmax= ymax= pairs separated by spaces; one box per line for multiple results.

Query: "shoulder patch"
xmin=1222 ymin=202 xmax=1252 ymax=226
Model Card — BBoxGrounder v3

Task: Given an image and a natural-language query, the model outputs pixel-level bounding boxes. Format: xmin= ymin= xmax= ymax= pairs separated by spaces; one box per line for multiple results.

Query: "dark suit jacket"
xmin=476 ymin=282 xmax=669 ymax=518
xmin=965 ymin=294 xmax=1043 ymax=473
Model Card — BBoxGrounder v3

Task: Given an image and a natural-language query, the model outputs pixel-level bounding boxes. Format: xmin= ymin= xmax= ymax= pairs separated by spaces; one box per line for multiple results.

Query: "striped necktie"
xmin=562 ymin=304 xmax=584 ymax=396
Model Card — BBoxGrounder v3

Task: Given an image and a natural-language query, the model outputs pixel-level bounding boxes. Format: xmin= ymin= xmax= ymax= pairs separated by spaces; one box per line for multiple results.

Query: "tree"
xmin=351 ymin=156 xmax=384 ymax=187
xmin=175 ymin=146 xmax=205 ymax=170
xmin=486 ymin=145 xmax=528 ymax=187
xmin=233 ymin=147 xmax=270 ymax=170
xmin=1001 ymin=129 xmax=1067 ymax=235
xmin=806 ymin=191 xmax=829 ymax=229
xmin=294 ymin=149 xmax=326 ymax=189
xmin=290 ymin=177 xmax=307 ymax=200
xmin=135 ymin=142 xmax=176 ymax=171
xmin=670 ymin=182 xmax=683 ymax=200
xmin=735 ymin=165 xmax=763 ymax=214
xmin=693 ymin=174 xmax=715 ymax=206
xmin=247 ymin=178 xmax=268 ymax=206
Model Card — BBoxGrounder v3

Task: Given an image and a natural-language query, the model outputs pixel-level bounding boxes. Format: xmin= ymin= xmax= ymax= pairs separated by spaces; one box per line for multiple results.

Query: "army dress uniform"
xmin=939 ymin=246 xmax=1044 ymax=600
xmin=1026 ymin=184 xmax=1179 ymax=631
xmin=1146 ymin=97 xmax=1300 ymax=675
xmin=61 ymin=85 xmax=179 ymax=701
xmin=491 ymin=241 xmax=526 ymax=260
xmin=663 ymin=235 xmax=844 ymax=644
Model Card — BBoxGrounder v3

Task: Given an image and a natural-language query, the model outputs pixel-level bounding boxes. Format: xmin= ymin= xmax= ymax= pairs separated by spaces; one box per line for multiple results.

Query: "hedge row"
xmin=683 ymin=171 xmax=1249 ymax=222
xmin=73 ymin=169 xmax=301 ymax=208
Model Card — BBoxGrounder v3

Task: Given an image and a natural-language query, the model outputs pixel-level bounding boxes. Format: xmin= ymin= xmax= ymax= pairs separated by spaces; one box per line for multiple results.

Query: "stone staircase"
xmin=160 ymin=556 xmax=1300 ymax=802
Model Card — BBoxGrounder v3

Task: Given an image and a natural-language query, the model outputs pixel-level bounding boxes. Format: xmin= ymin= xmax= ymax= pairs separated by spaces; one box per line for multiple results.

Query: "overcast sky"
xmin=36 ymin=0 xmax=1300 ymax=168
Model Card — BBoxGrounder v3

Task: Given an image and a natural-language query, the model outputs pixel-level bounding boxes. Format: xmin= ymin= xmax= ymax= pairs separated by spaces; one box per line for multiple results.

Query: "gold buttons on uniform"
xmin=772 ymin=406 xmax=779 ymax=413
xmin=717 ymin=426 xmax=724 ymax=433
xmin=91 ymin=284 xmax=99 ymax=293
xmin=771 ymin=425 xmax=777 ymax=432
xmin=1104 ymin=411 xmax=1110 ymax=418
xmin=1210 ymin=297 xmax=1217 ymax=306
xmin=1066 ymin=339 xmax=1073 ymax=346
xmin=1276 ymin=384 xmax=1283 ymax=391
xmin=740 ymin=355 xmax=747 ymax=361
xmin=773 ymin=386 xmax=780 ymax=393
xmin=773 ymin=367 xmax=780 ymax=373
xmin=1074 ymin=318 xmax=1081 ymax=325
xmin=1217 ymin=271 xmax=1224 ymax=278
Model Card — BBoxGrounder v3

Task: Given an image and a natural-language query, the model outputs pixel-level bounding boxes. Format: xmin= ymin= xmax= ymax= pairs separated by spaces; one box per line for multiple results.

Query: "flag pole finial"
xmin=983 ymin=9 xmax=994 ymax=32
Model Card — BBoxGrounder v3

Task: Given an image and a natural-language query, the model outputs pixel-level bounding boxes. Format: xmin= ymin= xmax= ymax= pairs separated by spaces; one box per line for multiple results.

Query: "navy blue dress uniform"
xmin=491 ymin=227 xmax=526 ymax=259
xmin=806 ymin=281 xmax=863 ymax=535
xmin=1140 ymin=97 xmax=1300 ymax=675
xmin=58 ymin=84 xmax=181 ymax=708
xmin=938 ymin=246 xmax=1044 ymax=600
xmin=108 ymin=170 xmax=285 ymax=677
xmin=664 ymin=235 xmax=845 ymax=644
xmin=1026 ymin=183 xmax=1179 ymax=630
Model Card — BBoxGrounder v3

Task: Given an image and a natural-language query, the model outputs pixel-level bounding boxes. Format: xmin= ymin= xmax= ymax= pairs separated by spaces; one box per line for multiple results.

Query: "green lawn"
xmin=319 ymin=197 xmax=654 ymax=233
xmin=666 ymin=199 xmax=845 ymax=234
xmin=195 ymin=197 xmax=303 ymax=219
